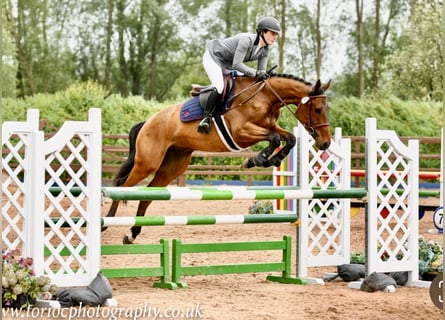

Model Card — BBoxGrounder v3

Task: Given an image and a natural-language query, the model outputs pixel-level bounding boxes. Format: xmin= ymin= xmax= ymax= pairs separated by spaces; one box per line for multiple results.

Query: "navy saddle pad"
xmin=180 ymin=97 xmax=203 ymax=122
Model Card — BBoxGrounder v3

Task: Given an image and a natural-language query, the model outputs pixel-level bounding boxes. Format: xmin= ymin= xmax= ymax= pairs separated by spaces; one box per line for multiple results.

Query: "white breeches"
xmin=202 ymin=50 xmax=225 ymax=94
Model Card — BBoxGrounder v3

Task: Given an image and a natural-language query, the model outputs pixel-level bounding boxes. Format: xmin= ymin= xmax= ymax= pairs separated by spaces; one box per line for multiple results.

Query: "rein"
xmin=228 ymin=80 xmax=266 ymax=109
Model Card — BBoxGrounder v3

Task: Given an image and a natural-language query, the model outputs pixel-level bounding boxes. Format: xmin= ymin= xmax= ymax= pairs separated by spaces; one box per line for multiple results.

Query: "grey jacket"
xmin=206 ymin=33 xmax=270 ymax=77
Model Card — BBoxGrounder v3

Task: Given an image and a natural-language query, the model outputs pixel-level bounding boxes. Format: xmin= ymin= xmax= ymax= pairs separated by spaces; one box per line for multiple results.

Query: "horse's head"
xmin=295 ymin=79 xmax=331 ymax=150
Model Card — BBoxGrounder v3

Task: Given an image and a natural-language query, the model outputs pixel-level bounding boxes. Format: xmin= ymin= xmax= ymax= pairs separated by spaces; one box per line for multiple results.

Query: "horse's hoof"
xmin=243 ymin=158 xmax=254 ymax=168
xmin=101 ymin=226 xmax=108 ymax=232
xmin=123 ymin=235 xmax=134 ymax=244
xmin=271 ymin=159 xmax=282 ymax=167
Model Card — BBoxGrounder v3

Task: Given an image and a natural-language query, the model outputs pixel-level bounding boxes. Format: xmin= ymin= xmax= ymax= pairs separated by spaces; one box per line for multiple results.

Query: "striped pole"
xmin=350 ymin=169 xmax=440 ymax=180
xmin=101 ymin=214 xmax=299 ymax=227
xmin=102 ymin=186 xmax=368 ymax=201
xmin=44 ymin=214 xmax=299 ymax=228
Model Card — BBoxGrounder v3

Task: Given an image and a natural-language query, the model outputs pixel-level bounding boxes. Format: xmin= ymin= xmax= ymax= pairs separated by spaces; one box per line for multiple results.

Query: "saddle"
xmin=180 ymin=75 xmax=235 ymax=122
xmin=189 ymin=74 xmax=234 ymax=100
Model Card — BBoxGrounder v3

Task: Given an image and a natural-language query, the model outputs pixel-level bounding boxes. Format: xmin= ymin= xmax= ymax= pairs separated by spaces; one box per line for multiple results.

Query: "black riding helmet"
xmin=256 ymin=17 xmax=281 ymax=34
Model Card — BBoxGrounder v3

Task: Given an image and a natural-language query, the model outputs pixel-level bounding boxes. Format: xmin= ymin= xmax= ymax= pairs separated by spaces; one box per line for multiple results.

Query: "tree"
xmin=7 ymin=0 xmax=77 ymax=97
xmin=104 ymin=0 xmax=114 ymax=90
xmin=367 ymin=0 xmax=408 ymax=91
xmin=116 ymin=0 xmax=129 ymax=96
xmin=315 ymin=0 xmax=322 ymax=78
xmin=277 ymin=0 xmax=286 ymax=72
xmin=355 ymin=0 xmax=364 ymax=98
xmin=379 ymin=0 xmax=442 ymax=100
xmin=282 ymin=1 xmax=332 ymax=81
xmin=3 ymin=0 xmax=441 ymax=102
xmin=2 ymin=0 xmax=18 ymax=98
xmin=334 ymin=0 xmax=410 ymax=98
xmin=285 ymin=5 xmax=315 ymax=79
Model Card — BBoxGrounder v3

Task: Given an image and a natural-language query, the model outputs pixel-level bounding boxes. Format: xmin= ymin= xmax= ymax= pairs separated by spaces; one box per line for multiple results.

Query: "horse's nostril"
xmin=319 ymin=141 xmax=330 ymax=150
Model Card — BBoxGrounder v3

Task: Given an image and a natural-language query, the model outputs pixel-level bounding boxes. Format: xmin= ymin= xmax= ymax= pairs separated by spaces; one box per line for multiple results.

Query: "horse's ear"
xmin=322 ymin=79 xmax=331 ymax=92
xmin=312 ymin=79 xmax=321 ymax=92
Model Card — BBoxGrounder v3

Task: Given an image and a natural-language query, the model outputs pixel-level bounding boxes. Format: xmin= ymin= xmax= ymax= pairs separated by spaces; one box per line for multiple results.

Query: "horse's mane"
xmin=270 ymin=73 xmax=323 ymax=95
xmin=270 ymin=73 xmax=311 ymax=85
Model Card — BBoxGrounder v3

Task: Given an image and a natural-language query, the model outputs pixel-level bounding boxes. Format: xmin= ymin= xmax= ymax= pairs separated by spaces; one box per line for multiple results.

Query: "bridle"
xmin=263 ymin=80 xmax=330 ymax=139
xmin=295 ymin=95 xmax=330 ymax=138
xmin=226 ymin=78 xmax=330 ymax=139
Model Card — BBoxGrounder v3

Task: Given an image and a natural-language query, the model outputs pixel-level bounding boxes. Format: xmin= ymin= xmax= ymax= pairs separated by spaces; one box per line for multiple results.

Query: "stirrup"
xmin=197 ymin=117 xmax=212 ymax=134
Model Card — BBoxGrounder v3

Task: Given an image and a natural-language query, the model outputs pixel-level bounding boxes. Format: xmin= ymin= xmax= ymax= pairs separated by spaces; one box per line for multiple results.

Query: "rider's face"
xmin=263 ymin=30 xmax=279 ymax=45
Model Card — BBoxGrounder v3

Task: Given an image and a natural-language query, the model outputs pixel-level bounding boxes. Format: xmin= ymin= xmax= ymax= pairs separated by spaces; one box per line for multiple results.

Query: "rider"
xmin=197 ymin=16 xmax=281 ymax=134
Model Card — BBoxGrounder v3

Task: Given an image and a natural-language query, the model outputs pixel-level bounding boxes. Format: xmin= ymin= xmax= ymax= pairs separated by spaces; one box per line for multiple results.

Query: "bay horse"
xmin=105 ymin=73 xmax=332 ymax=244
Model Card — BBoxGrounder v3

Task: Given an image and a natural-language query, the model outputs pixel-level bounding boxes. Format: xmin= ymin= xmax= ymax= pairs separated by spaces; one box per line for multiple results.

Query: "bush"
xmin=3 ymin=81 xmax=107 ymax=131
xmin=248 ymin=200 xmax=274 ymax=214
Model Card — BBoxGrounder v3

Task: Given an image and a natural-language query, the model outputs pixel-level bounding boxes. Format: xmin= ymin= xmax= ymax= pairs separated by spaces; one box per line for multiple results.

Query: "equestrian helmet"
xmin=256 ymin=17 xmax=281 ymax=34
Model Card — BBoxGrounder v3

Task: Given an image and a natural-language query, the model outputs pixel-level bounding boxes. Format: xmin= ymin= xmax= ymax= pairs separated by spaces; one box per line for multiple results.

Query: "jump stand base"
xmin=303 ymin=277 xmax=326 ymax=285
xmin=153 ymin=281 xmax=178 ymax=290
xmin=174 ymin=276 xmax=306 ymax=290
xmin=266 ymin=275 xmax=307 ymax=285
xmin=174 ymin=282 xmax=189 ymax=289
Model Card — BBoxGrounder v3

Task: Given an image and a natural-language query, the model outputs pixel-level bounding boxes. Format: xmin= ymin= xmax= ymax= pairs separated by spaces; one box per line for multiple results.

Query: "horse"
xmin=104 ymin=73 xmax=332 ymax=244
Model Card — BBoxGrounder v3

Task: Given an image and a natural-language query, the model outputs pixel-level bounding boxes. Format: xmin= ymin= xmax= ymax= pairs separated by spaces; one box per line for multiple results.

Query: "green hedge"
xmin=4 ymin=81 xmax=442 ymax=136
xmin=3 ymin=80 xmax=443 ymax=172
xmin=275 ymin=96 xmax=443 ymax=137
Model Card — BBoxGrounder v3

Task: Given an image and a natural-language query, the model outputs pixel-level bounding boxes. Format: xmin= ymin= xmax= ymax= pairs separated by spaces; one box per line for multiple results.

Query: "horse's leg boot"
xmin=198 ymin=88 xmax=220 ymax=134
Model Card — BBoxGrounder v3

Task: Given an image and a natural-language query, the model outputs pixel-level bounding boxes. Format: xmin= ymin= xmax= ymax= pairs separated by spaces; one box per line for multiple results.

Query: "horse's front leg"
xmin=243 ymin=132 xmax=281 ymax=168
xmin=266 ymin=126 xmax=297 ymax=167
xmin=266 ymin=133 xmax=296 ymax=167
xmin=242 ymin=126 xmax=296 ymax=168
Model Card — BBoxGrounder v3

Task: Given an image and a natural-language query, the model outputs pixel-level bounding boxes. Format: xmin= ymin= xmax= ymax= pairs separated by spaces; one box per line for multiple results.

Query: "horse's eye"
xmin=314 ymin=106 xmax=322 ymax=114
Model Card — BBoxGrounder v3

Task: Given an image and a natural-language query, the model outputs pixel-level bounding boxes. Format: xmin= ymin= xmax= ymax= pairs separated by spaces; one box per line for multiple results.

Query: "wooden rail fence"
xmin=101 ymin=135 xmax=272 ymax=186
xmin=3 ymin=131 xmax=441 ymax=187
xmin=101 ymin=134 xmax=441 ymax=186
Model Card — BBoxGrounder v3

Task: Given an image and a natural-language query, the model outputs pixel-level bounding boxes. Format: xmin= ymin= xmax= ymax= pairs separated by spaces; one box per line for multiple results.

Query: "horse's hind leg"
xmin=102 ymin=154 xmax=155 ymax=231
xmin=122 ymin=199 xmax=152 ymax=244
xmin=103 ymin=121 xmax=146 ymax=231
xmin=123 ymin=149 xmax=193 ymax=244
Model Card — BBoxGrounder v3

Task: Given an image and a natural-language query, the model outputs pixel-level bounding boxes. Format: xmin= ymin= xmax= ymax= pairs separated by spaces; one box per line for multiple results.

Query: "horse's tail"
xmin=113 ymin=121 xmax=146 ymax=186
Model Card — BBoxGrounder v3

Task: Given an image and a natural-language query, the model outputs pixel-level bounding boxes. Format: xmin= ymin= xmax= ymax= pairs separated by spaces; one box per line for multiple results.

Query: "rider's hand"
xmin=256 ymin=70 xmax=268 ymax=80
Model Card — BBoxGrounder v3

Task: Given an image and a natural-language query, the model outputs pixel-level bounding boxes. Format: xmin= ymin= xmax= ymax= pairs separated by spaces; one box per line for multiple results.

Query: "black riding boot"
xmin=197 ymin=88 xmax=220 ymax=134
